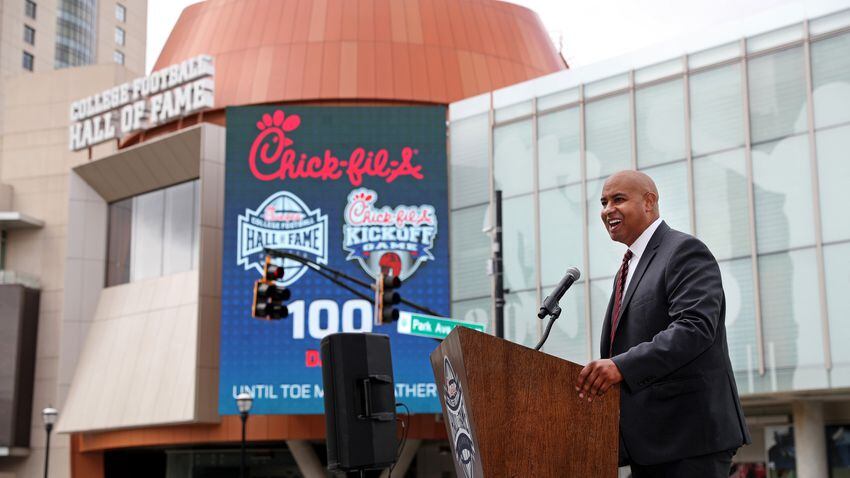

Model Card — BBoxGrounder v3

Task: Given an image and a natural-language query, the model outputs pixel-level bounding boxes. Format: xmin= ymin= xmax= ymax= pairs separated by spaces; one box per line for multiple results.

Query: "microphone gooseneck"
xmin=535 ymin=267 xmax=581 ymax=351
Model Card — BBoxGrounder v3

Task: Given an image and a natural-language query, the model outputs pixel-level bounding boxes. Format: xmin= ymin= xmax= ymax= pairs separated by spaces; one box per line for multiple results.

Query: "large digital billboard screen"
xmin=220 ymin=105 xmax=448 ymax=415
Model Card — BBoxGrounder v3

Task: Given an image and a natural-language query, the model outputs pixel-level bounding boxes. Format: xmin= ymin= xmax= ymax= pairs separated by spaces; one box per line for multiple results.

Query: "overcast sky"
xmin=146 ymin=0 xmax=814 ymax=73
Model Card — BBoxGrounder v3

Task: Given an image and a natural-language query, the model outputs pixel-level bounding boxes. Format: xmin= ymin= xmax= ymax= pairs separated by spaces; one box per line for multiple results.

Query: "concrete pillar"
xmin=792 ymin=401 xmax=828 ymax=478
xmin=286 ymin=440 xmax=325 ymax=478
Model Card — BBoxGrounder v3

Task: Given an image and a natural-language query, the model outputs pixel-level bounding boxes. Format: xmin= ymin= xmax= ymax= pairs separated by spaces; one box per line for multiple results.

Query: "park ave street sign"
xmin=397 ymin=312 xmax=485 ymax=339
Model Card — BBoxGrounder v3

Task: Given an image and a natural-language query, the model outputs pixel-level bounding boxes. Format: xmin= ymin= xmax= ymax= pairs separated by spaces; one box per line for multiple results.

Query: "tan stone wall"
xmin=96 ymin=0 xmax=147 ymax=76
xmin=0 ymin=64 xmax=135 ymax=478
xmin=0 ymin=0 xmax=57 ymax=76
xmin=58 ymin=124 xmax=224 ymax=433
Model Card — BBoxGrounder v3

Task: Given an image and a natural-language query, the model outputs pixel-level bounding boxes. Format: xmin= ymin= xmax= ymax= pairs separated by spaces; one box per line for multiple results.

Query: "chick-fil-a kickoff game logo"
xmin=248 ymin=110 xmax=425 ymax=185
xmin=342 ymin=188 xmax=437 ymax=281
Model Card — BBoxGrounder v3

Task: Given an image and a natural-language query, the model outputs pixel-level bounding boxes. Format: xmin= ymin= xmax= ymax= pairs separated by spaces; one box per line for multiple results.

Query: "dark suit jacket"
xmin=601 ymin=221 xmax=751 ymax=466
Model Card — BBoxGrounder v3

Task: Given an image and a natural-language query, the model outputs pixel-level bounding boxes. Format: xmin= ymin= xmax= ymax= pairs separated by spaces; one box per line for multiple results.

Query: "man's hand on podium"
xmin=576 ymin=359 xmax=623 ymax=402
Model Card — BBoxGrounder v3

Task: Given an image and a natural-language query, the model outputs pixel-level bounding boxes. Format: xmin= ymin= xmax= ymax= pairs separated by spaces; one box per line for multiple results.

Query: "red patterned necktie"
xmin=609 ymin=249 xmax=634 ymax=351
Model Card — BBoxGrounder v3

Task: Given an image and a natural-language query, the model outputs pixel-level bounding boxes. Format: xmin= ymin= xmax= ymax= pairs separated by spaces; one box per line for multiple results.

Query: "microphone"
xmin=537 ymin=267 xmax=581 ymax=319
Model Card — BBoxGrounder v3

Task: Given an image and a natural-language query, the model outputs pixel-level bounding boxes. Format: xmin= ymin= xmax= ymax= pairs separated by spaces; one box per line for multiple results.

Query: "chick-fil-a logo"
xmin=345 ymin=190 xmax=435 ymax=228
xmin=248 ymin=110 xmax=425 ymax=186
xmin=342 ymin=188 xmax=437 ymax=281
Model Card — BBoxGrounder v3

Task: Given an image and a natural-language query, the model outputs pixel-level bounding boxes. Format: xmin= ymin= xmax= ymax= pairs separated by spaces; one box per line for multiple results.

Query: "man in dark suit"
xmin=575 ymin=170 xmax=751 ymax=477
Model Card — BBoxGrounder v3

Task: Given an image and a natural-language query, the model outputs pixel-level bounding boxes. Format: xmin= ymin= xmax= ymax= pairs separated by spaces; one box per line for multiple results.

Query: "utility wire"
xmin=264 ymin=248 xmax=443 ymax=316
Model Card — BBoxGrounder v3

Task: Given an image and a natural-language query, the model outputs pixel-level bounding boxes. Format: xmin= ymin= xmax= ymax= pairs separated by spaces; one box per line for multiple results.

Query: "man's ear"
xmin=644 ymin=192 xmax=658 ymax=213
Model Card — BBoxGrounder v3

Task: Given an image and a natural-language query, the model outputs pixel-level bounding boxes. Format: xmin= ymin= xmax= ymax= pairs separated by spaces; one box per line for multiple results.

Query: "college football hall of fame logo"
xmin=443 ymin=357 xmax=477 ymax=478
xmin=342 ymin=188 xmax=437 ymax=280
xmin=236 ymin=190 xmax=328 ymax=286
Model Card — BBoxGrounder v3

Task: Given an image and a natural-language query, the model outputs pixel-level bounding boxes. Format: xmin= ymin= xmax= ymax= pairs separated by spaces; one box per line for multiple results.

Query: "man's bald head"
xmin=599 ymin=170 xmax=660 ymax=245
xmin=605 ymin=171 xmax=659 ymax=211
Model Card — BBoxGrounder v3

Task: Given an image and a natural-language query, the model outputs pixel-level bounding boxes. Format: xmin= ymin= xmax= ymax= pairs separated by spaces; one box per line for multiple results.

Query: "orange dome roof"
xmin=154 ymin=0 xmax=566 ymax=106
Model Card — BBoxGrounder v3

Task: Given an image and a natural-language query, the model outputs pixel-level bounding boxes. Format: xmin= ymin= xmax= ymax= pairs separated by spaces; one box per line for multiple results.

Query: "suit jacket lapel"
xmin=600 ymin=285 xmax=616 ymax=358
xmin=611 ymin=221 xmax=670 ymax=342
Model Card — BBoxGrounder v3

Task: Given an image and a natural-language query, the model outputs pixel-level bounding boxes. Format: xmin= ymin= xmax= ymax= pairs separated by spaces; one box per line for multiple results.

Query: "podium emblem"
xmin=443 ymin=357 xmax=477 ymax=478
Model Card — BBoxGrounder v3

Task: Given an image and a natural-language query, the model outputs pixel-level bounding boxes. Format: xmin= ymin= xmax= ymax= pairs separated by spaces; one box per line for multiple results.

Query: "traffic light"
xmin=374 ymin=273 xmax=401 ymax=324
xmin=252 ymin=256 xmax=291 ymax=320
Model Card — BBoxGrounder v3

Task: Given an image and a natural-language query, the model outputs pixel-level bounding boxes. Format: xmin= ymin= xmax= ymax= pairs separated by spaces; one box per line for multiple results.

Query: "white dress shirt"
xmin=623 ymin=217 xmax=663 ymax=293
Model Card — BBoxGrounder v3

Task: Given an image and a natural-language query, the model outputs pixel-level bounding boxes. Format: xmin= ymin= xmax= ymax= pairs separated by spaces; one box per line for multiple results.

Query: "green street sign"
xmin=397 ymin=312 xmax=486 ymax=340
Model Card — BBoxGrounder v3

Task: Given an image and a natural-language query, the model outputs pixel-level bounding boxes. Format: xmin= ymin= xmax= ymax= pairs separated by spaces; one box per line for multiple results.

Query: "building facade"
xmin=447 ymin=2 xmax=850 ymax=476
xmin=0 ymin=0 xmax=146 ymax=75
xmin=1 ymin=0 xmax=565 ymax=477
xmin=0 ymin=1 xmax=146 ymax=477
xmin=0 ymin=0 xmax=147 ymax=135
xmin=4 ymin=0 xmax=849 ymax=477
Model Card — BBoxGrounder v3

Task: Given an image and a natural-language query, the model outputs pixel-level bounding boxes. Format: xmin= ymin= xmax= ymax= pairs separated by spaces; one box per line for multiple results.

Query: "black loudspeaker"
xmin=321 ymin=333 xmax=397 ymax=472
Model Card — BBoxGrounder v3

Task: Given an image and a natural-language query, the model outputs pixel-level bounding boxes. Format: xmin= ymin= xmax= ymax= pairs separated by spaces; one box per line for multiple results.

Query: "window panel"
xmin=586 ymin=178 xmax=627 ymax=280
xmin=752 ymin=135 xmax=815 ymax=254
xmin=25 ymin=0 xmax=36 ymax=19
xmin=748 ymin=46 xmax=808 ymax=144
xmin=543 ymin=281 xmax=587 ymax=364
xmin=106 ymin=198 xmax=132 ymax=287
xmin=636 ymin=79 xmax=686 ymax=167
xmin=538 ymin=107 xmax=581 ymax=189
xmin=162 ymin=182 xmax=196 ymax=275
xmin=635 ymin=59 xmax=682 ymax=84
xmin=824 ymin=242 xmax=850 ymax=380
xmin=688 ymin=41 xmax=741 ymax=69
xmin=130 ymin=189 xmax=165 ymax=281
xmin=585 ymin=94 xmax=631 ymax=180
xmin=747 ymin=24 xmax=803 ymax=53
xmin=110 ymin=180 xmax=201 ymax=286
xmin=719 ymin=258 xmax=758 ymax=394
xmin=451 ymin=297 xmax=491 ymax=331
xmin=503 ymin=289 xmax=539 ymax=348
xmin=494 ymin=119 xmax=533 ymax=197
xmin=22 ymin=51 xmax=33 ymax=71
xmin=24 ymin=25 xmax=35 ymax=45
xmin=539 ymin=184 xmax=583 ymax=287
xmin=116 ymin=3 xmax=126 ymax=22
xmin=693 ymin=149 xmax=750 ymax=260
xmin=450 ymin=205 xmax=491 ymax=301
xmin=690 ymin=63 xmax=744 ymax=156
xmin=816 ymin=125 xmax=850 ymax=243
xmin=640 ymin=161 xmax=691 ymax=235
xmin=585 ymin=74 xmax=629 ymax=98
xmin=450 ymin=114 xmax=489 ymax=208
xmin=115 ymin=27 xmax=125 ymax=46
xmin=502 ymin=195 xmax=536 ymax=291
xmin=192 ymin=182 xmax=200 ymax=269
xmin=113 ymin=50 xmax=124 ymax=65
xmin=759 ymin=248 xmax=827 ymax=392
xmin=811 ymin=32 xmax=850 ymax=128
xmin=537 ymin=87 xmax=579 ymax=111
xmin=495 ymin=100 xmax=532 ymax=123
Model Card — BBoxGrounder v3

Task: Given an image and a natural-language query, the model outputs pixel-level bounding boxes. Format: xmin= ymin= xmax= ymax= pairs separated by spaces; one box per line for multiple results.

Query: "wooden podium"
xmin=430 ymin=326 xmax=619 ymax=477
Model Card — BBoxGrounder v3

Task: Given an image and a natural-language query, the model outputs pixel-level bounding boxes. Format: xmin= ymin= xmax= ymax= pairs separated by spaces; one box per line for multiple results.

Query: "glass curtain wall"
xmin=106 ymin=180 xmax=201 ymax=286
xmin=453 ymin=8 xmax=850 ymax=395
xmin=55 ymin=0 xmax=97 ymax=68
xmin=449 ymin=113 xmax=492 ymax=334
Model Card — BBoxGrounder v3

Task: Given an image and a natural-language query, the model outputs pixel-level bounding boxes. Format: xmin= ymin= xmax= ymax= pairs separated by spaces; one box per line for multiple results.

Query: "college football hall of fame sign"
xmin=220 ymin=106 xmax=449 ymax=415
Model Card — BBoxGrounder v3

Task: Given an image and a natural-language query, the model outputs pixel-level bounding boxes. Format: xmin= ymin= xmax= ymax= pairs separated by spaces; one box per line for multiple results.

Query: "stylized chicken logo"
xmin=249 ymin=110 xmax=301 ymax=179
xmin=255 ymin=109 xmax=300 ymax=147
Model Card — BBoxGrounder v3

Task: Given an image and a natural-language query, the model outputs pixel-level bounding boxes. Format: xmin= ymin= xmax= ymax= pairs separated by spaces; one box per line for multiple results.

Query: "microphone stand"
xmin=534 ymin=305 xmax=561 ymax=351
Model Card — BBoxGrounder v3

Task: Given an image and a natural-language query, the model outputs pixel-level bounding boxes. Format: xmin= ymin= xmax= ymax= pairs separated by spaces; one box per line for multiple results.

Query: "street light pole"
xmin=236 ymin=392 xmax=253 ymax=478
xmin=42 ymin=407 xmax=58 ymax=478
